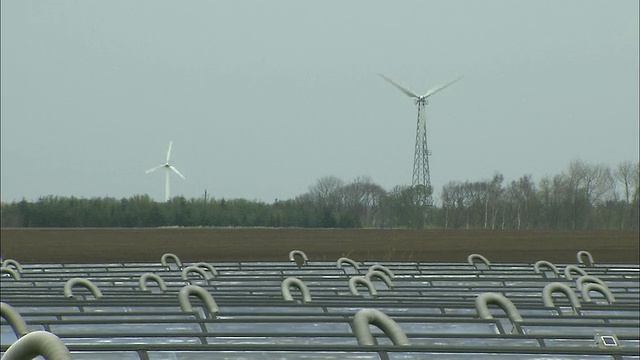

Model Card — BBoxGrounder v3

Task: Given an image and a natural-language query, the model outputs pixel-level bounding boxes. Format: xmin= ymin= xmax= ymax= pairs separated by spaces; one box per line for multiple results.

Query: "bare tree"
xmin=308 ymin=176 xmax=344 ymax=208
xmin=339 ymin=176 xmax=386 ymax=227
xmin=615 ymin=161 xmax=636 ymax=204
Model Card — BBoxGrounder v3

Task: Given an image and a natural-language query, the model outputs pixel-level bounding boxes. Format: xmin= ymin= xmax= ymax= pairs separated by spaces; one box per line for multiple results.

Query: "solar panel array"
xmin=1 ymin=251 xmax=639 ymax=359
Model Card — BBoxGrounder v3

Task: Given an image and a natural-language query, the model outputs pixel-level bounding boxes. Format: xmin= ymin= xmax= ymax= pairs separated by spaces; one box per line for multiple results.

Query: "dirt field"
xmin=1 ymin=228 xmax=638 ymax=264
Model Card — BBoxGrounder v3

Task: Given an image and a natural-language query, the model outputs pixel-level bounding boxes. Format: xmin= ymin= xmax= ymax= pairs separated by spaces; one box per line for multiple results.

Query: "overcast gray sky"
xmin=1 ymin=0 xmax=638 ymax=203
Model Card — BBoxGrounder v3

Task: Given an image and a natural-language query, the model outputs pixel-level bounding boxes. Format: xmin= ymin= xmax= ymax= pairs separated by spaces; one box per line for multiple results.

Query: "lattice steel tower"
xmin=380 ymin=74 xmax=463 ymax=207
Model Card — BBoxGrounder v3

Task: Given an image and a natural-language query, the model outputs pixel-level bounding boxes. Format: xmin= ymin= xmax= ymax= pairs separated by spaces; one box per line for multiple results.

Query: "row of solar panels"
xmin=1 ymin=251 xmax=639 ymax=359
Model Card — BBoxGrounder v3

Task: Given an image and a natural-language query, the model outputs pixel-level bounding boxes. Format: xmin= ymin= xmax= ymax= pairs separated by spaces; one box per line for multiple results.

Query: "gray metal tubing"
xmin=468 ymin=254 xmax=491 ymax=268
xmin=575 ymin=275 xmax=607 ymax=291
xmin=63 ymin=278 xmax=103 ymax=299
xmin=181 ymin=266 xmax=210 ymax=282
xmin=2 ymin=259 xmax=22 ymax=273
xmin=368 ymin=264 xmax=395 ymax=279
xmin=1 ymin=330 xmax=72 ymax=360
xmin=564 ymin=265 xmax=589 ymax=280
xmin=576 ymin=250 xmax=595 ymax=266
xmin=348 ymin=276 xmax=377 ymax=297
xmin=475 ymin=292 xmax=523 ymax=334
xmin=194 ymin=262 xmax=219 ymax=278
xmin=160 ymin=253 xmax=183 ymax=269
xmin=139 ymin=273 xmax=167 ymax=292
xmin=365 ymin=270 xmax=393 ymax=288
xmin=542 ymin=282 xmax=581 ymax=311
xmin=352 ymin=308 xmax=410 ymax=346
xmin=281 ymin=277 xmax=312 ymax=303
xmin=337 ymin=257 xmax=360 ymax=270
xmin=288 ymin=250 xmax=308 ymax=265
xmin=533 ymin=260 xmax=559 ymax=275
xmin=178 ymin=285 xmax=219 ymax=315
xmin=0 ymin=302 xmax=30 ymax=338
xmin=0 ymin=267 xmax=20 ymax=280
xmin=581 ymin=283 xmax=616 ymax=304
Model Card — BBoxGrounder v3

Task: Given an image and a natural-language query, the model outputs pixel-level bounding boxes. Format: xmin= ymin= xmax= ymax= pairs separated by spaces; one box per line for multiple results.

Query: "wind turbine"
xmin=379 ymin=73 xmax=463 ymax=207
xmin=145 ymin=141 xmax=186 ymax=202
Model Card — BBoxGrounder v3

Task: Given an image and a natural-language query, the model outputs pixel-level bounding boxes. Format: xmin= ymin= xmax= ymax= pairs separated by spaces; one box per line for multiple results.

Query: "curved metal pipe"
xmin=368 ymin=264 xmax=395 ymax=279
xmin=365 ymin=270 xmax=393 ymax=288
xmin=1 ymin=266 xmax=20 ymax=280
xmin=194 ymin=262 xmax=219 ymax=278
xmin=1 ymin=330 xmax=72 ymax=360
xmin=2 ymin=259 xmax=23 ymax=273
xmin=0 ymin=302 xmax=30 ymax=338
xmin=468 ymin=254 xmax=491 ymax=268
xmin=337 ymin=257 xmax=360 ymax=270
xmin=139 ymin=273 xmax=167 ymax=292
xmin=352 ymin=308 xmax=410 ymax=346
xmin=181 ymin=266 xmax=210 ymax=282
xmin=288 ymin=250 xmax=308 ymax=265
xmin=281 ymin=277 xmax=312 ymax=303
xmin=564 ymin=265 xmax=588 ymax=280
xmin=581 ymin=283 xmax=616 ymax=304
xmin=348 ymin=276 xmax=377 ymax=297
xmin=178 ymin=285 xmax=219 ymax=316
xmin=63 ymin=278 xmax=103 ymax=299
xmin=576 ymin=250 xmax=595 ymax=266
xmin=533 ymin=260 xmax=559 ymax=276
xmin=576 ymin=275 xmax=607 ymax=291
xmin=542 ymin=282 xmax=581 ymax=313
xmin=475 ymin=292 xmax=523 ymax=334
xmin=160 ymin=253 xmax=183 ymax=269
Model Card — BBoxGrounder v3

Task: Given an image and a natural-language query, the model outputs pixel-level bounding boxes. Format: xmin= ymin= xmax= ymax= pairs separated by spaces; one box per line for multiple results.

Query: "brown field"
xmin=1 ymin=228 xmax=638 ymax=264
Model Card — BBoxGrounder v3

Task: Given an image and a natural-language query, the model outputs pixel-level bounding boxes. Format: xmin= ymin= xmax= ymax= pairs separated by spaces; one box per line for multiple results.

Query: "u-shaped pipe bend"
xmin=64 ymin=278 xmax=103 ymax=299
xmin=564 ymin=265 xmax=588 ymax=280
xmin=194 ymin=262 xmax=219 ymax=277
xmin=288 ymin=250 xmax=308 ymax=265
xmin=2 ymin=259 xmax=23 ymax=273
xmin=160 ymin=253 xmax=183 ymax=269
xmin=542 ymin=282 xmax=581 ymax=312
xmin=1 ymin=302 xmax=30 ymax=338
xmin=337 ymin=257 xmax=360 ymax=270
xmin=581 ymin=283 xmax=615 ymax=304
xmin=368 ymin=264 xmax=395 ymax=279
xmin=181 ymin=266 xmax=210 ymax=282
xmin=178 ymin=285 xmax=219 ymax=315
xmin=139 ymin=273 xmax=167 ymax=292
xmin=281 ymin=277 xmax=312 ymax=303
xmin=576 ymin=275 xmax=607 ymax=291
xmin=475 ymin=292 xmax=523 ymax=334
xmin=1 ymin=331 xmax=72 ymax=360
xmin=1 ymin=266 xmax=20 ymax=280
xmin=576 ymin=250 xmax=595 ymax=266
xmin=352 ymin=308 xmax=410 ymax=346
xmin=468 ymin=254 xmax=491 ymax=268
xmin=534 ymin=260 xmax=559 ymax=276
xmin=349 ymin=276 xmax=377 ymax=297
xmin=365 ymin=270 xmax=393 ymax=288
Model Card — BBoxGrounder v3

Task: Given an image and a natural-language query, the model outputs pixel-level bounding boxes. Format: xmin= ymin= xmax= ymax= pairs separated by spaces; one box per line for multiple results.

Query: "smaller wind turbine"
xmin=145 ymin=141 xmax=185 ymax=202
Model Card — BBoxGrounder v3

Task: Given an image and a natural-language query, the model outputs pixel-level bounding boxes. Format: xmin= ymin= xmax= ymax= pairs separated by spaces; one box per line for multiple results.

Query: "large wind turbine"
xmin=379 ymin=74 xmax=463 ymax=207
xmin=145 ymin=141 xmax=186 ymax=202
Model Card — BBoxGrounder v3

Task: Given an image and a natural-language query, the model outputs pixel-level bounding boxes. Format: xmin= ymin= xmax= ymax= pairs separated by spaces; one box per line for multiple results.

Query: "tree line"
xmin=1 ymin=160 xmax=638 ymax=230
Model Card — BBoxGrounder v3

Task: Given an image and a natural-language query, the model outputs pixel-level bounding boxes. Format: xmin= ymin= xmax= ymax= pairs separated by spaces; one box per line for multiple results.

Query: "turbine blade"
xmin=379 ymin=74 xmax=419 ymax=98
xmin=145 ymin=165 xmax=164 ymax=173
xmin=423 ymin=75 xmax=464 ymax=98
xmin=170 ymin=165 xmax=186 ymax=180
xmin=166 ymin=141 xmax=173 ymax=163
